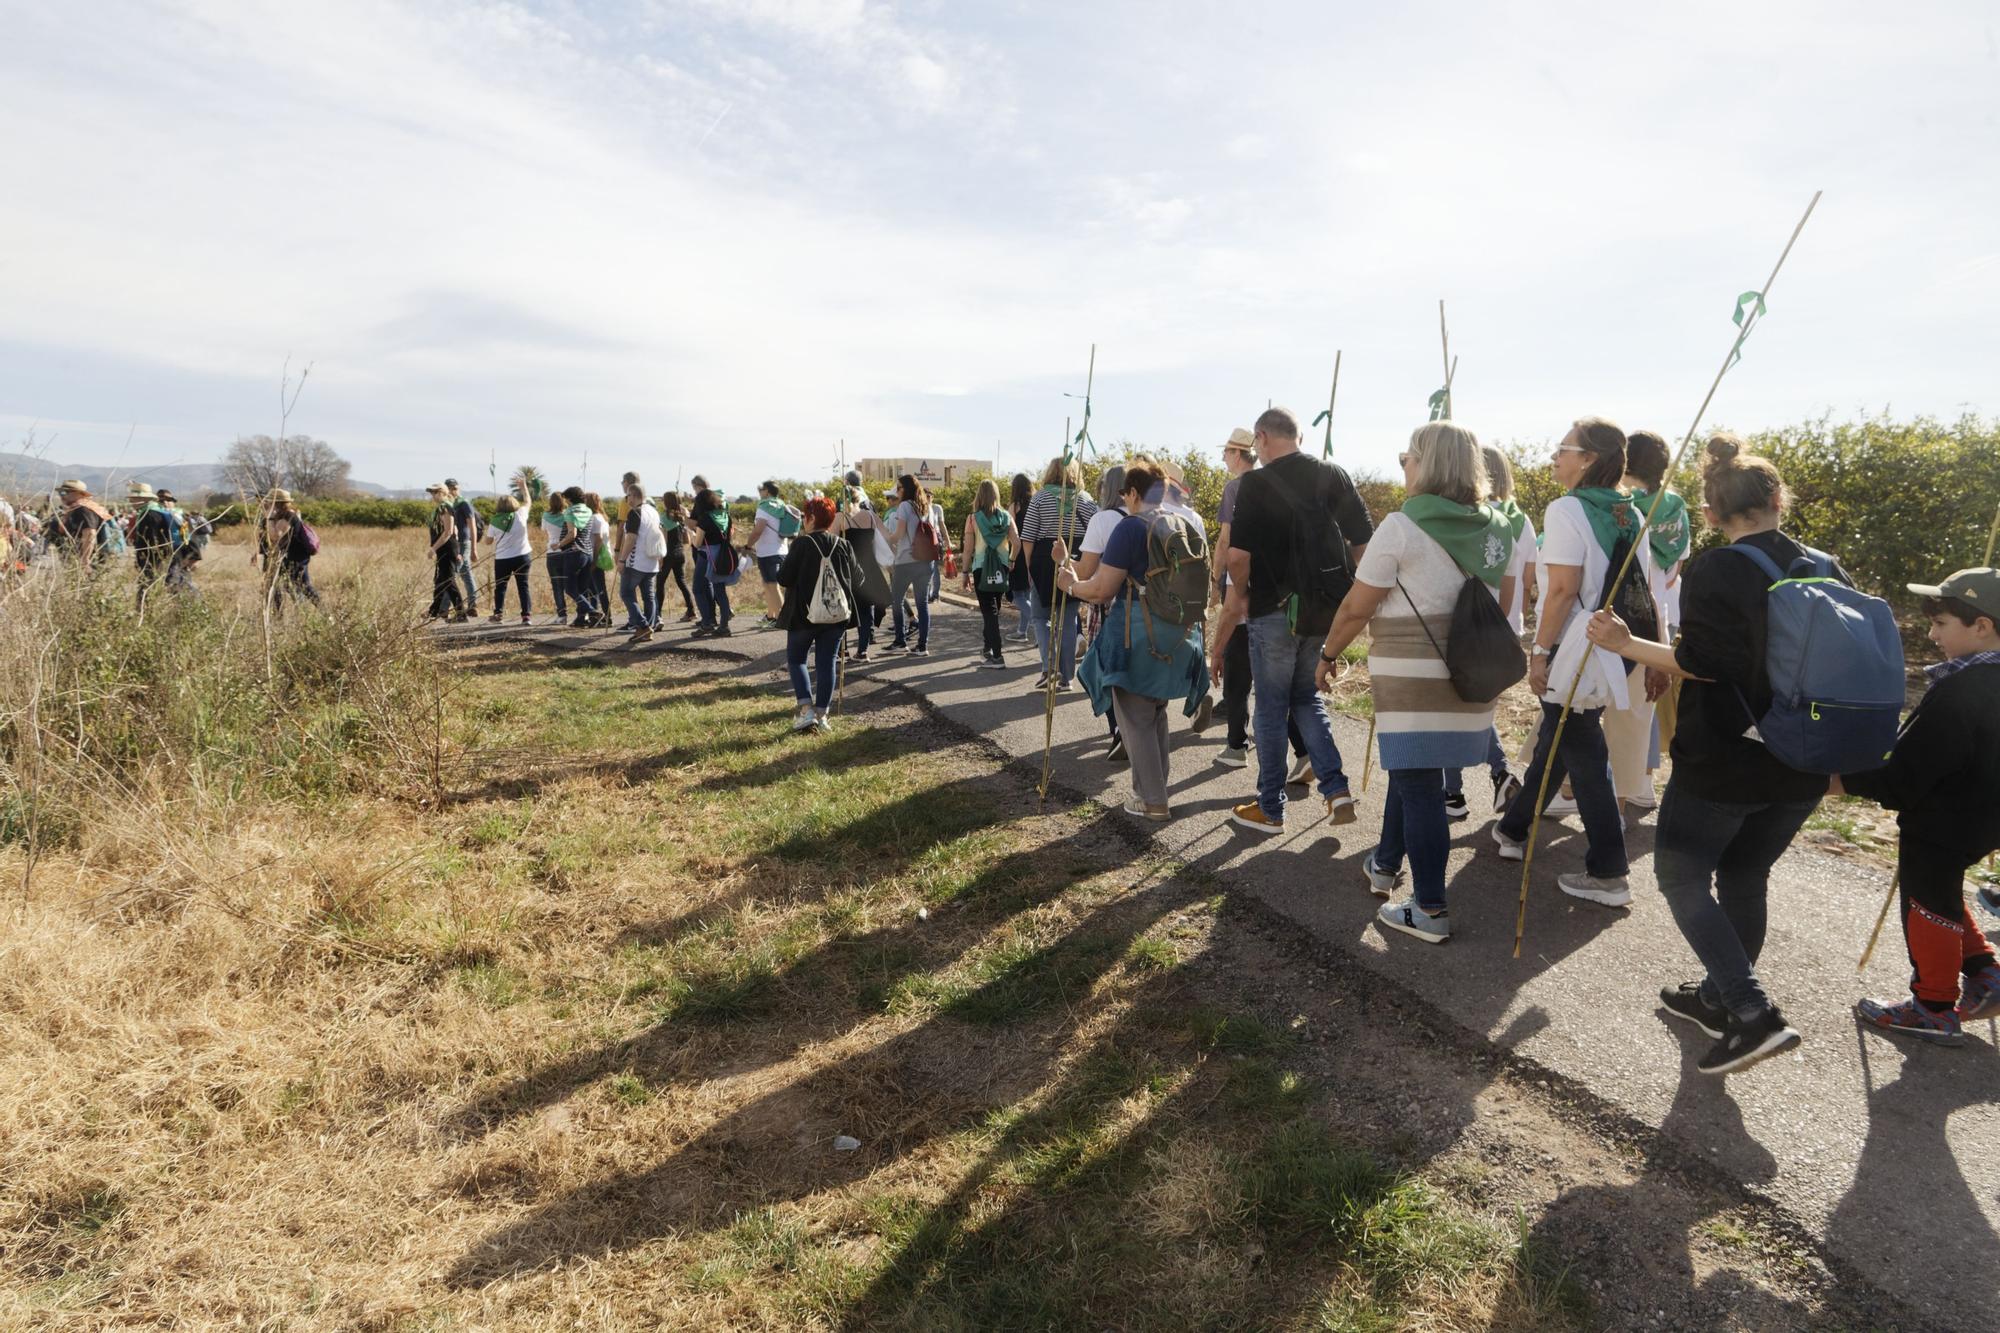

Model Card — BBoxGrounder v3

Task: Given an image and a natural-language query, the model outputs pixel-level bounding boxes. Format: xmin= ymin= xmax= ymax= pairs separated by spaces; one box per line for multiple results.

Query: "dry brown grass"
xmin=0 ymin=536 xmax=1589 ymax=1330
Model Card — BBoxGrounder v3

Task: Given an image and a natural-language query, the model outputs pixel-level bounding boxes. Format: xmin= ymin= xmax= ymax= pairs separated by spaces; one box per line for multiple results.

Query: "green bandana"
xmin=1400 ymin=495 xmax=1515 ymax=587
xmin=1491 ymin=496 xmax=1529 ymax=542
xmin=1568 ymin=486 xmax=1639 ymax=561
xmin=1634 ymin=489 xmax=1690 ymax=568
xmin=564 ymin=503 xmax=592 ymax=528
xmin=973 ymin=507 xmax=1011 ymax=570
xmin=489 ymin=510 xmax=516 ymax=533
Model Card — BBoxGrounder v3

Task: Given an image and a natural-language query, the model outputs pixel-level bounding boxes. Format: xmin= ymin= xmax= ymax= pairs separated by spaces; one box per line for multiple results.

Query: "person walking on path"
xmin=550 ymin=486 xmax=605 ymax=627
xmin=654 ymin=491 xmax=695 ymax=623
xmin=1008 ymin=472 xmax=1035 ymax=643
xmin=840 ymin=482 xmax=892 ymax=662
xmin=126 ymin=482 xmax=178 ymax=609
xmin=925 ymin=488 xmax=954 ymax=606
xmin=1075 ymin=463 xmax=1131 ymax=754
xmin=50 ymin=479 xmax=111 ymax=566
xmin=482 ymin=493 xmax=534 ymax=624
xmin=1491 ymin=417 xmax=1637 ymax=908
xmin=1207 ymin=407 xmax=1373 ymax=833
xmin=686 ymin=474 xmax=717 ymax=630
xmin=540 ymin=490 xmax=572 ymax=624
xmin=689 ymin=486 xmax=736 ymax=638
xmin=752 ymin=481 xmax=796 ymax=629
xmin=776 ymin=496 xmax=858 ymax=733
xmin=583 ymin=493 xmax=614 ymax=626
xmin=1211 ymin=429 xmax=1310 ymax=776
xmin=1625 ymin=428 xmax=1693 ymax=804
xmin=1591 ymin=430 xmax=1668 ymax=811
xmin=1442 ymin=444 xmax=1531 ymax=818
xmin=1056 ymin=461 xmax=1209 ymax=822
xmin=256 ymin=488 xmax=319 ymax=613
xmin=425 ymin=483 xmax=469 ymax=622
xmin=961 ymin=478 xmax=1018 ymax=669
xmin=1837 ymin=568 xmax=2000 ymax=1042
xmin=1584 ymin=434 xmax=1839 ymax=1075
xmin=445 ymin=479 xmax=479 ymax=608
xmin=880 ymin=473 xmax=939 ymax=656
xmin=1022 ymin=458 xmax=1098 ymax=689
xmin=1312 ymin=423 xmax=1516 ymax=944
xmin=617 ymin=485 xmax=664 ymax=640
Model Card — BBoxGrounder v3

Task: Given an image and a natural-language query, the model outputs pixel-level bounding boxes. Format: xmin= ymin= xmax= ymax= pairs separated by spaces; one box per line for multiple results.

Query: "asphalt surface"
xmin=448 ymin=602 xmax=1999 ymax=1328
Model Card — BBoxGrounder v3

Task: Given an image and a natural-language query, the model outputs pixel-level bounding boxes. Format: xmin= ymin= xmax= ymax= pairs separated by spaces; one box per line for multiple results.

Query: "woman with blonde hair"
xmin=879 ymin=472 xmax=937 ymax=655
xmin=1313 ymin=422 xmax=1516 ymax=943
xmin=960 ymin=477 xmax=1017 ymax=668
xmin=1020 ymin=457 xmax=1097 ymax=690
xmin=482 ymin=493 xmax=534 ymax=625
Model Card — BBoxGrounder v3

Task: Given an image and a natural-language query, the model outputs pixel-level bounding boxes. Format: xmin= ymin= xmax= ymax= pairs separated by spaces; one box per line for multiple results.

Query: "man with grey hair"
xmin=1208 ymin=407 xmax=1374 ymax=833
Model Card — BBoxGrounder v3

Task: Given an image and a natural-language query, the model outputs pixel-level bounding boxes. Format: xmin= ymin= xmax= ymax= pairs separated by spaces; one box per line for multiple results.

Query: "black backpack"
xmin=1400 ymin=567 xmax=1527 ymax=704
xmin=1278 ymin=461 xmax=1356 ymax=638
xmin=1601 ymin=531 xmax=1660 ymax=643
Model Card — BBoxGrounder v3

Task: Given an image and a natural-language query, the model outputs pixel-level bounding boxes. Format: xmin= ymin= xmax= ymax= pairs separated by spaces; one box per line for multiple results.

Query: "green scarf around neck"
xmin=1491 ymin=496 xmax=1529 ymax=542
xmin=1567 ymin=486 xmax=1639 ymax=561
xmin=1400 ymin=495 xmax=1515 ymax=587
xmin=489 ymin=510 xmax=516 ymax=533
xmin=1634 ymin=488 xmax=1690 ymax=568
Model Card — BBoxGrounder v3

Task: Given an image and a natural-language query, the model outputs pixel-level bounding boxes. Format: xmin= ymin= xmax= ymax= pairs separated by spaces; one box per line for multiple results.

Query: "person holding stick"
xmin=1442 ymin=444 xmax=1532 ymax=817
xmin=1584 ymin=435 xmax=1840 ymax=1075
xmin=1207 ymin=406 xmax=1372 ymax=833
xmin=1491 ymin=418 xmax=1637 ymax=907
xmin=1021 ymin=458 xmax=1097 ymax=691
xmin=1836 ymin=569 xmax=2000 ymax=1043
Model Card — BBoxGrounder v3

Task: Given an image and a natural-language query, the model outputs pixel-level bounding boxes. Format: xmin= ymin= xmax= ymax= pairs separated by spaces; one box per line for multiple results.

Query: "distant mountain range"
xmin=0 ymin=452 xmax=426 ymax=501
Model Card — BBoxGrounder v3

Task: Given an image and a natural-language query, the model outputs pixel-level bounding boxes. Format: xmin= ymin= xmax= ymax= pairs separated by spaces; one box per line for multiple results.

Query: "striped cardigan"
xmin=1369 ymin=604 xmax=1499 ymax=770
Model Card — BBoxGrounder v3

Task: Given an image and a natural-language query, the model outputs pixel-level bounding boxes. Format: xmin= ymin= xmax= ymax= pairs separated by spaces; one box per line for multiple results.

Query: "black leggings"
xmin=655 ymin=549 xmax=693 ymax=614
xmin=492 ymin=555 xmax=531 ymax=616
xmin=431 ymin=549 xmax=466 ymax=617
xmin=976 ymin=587 xmax=1006 ymax=657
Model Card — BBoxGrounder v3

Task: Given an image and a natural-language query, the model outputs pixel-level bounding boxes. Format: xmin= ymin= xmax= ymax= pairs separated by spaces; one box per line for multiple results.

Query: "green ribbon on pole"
xmin=1427 ymin=387 xmax=1451 ymax=421
xmin=1071 ymin=401 xmax=1094 ymax=461
xmin=1727 ymin=289 xmax=1767 ymax=368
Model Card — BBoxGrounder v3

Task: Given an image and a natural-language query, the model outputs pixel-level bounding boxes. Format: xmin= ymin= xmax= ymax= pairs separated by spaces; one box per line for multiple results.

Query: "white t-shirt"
xmin=583 ymin=513 xmax=611 ymax=560
xmin=1079 ymin=506 xmax=1126 ymax=557
xmin=752 ymin=504 xmax=788 ymax=559
xmin=1502 ymin=511 xmax=1537 ymax=636
xmin=627 ymin=506 xmax=662 ymax=574
xmin=928 ymin=502 xmax=949 ymax=552
xmin=1538 ymin=495 xmax=1650 ymax=709
xmin=885 ymin=500 xmax=923 ymax=564
xmin=541 ymin=514 xmax=565 ymax=554
xmin=1354 ymin=511 xmax=1502 ymax=620
xmin=486 ymin=517 xmax=530 ymax=561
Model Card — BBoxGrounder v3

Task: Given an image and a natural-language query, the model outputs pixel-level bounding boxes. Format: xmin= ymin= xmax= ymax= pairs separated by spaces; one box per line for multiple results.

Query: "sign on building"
xmin=857 ymin=458 xmax=992 ymax=488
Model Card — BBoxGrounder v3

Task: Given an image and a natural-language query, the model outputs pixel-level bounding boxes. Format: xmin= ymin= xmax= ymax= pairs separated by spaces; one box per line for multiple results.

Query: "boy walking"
xmin=1841 ymin=567 xmax=2000 ymax=1043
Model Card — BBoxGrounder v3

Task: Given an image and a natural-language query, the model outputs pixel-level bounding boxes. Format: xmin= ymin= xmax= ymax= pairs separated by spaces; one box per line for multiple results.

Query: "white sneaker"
xmin=1493 ymin=826 xmax=1525 ymax=862
xmin=791 ymin=703 xmax=816 ymax=732
xmin=1286 ymin=753 xmax=1314 ymax=787
xmin=1378 ymin=897 xmax=1451 ymax=944
xmin=811 ymin=711 xmax=832 ymax=734
xmin=1443 ymin=793 xmax=1470 ymax=822
xmin=1361 ymin=854 xmax=1405 ymax=898
xmin=1557 ymin=871 xmax=1632 ymax=909
xmin=1543 ymin=792 xmax=1579 ymax=817
xmin=1323 ymin=792 xmax=1357 ymax=826
xmin=1214 ymin=746 xmax=1249 ymax=769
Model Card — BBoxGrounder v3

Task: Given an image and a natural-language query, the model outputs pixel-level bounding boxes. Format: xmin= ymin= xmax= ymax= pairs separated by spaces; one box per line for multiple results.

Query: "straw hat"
xmin=127 ymin=482 xmax=157 ymax=502
xmin=268 ymin=488 xmax=294 ymax=504
xmin=1223 ymin=427 xmax=1255 ymax=453
xmin=56 ymin=479 xmax=90 ymax=495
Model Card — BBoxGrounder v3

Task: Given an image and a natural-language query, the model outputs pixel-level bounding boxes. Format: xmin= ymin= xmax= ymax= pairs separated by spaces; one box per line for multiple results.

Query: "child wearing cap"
xmin=1839 ymin=567 xmax=2000 ymax=1043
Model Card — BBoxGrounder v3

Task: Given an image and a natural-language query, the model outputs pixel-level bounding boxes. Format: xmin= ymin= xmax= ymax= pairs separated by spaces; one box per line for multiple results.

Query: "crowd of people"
xmin=0 ymin=477 xmax=222 ymax=605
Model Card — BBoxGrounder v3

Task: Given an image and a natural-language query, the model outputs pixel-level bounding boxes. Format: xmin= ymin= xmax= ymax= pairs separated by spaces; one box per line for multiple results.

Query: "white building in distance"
xmin=857 ymin=457 xmax=992 ymax=488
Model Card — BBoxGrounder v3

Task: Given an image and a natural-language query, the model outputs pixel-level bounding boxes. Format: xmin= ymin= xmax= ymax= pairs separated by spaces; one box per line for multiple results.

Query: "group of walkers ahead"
xmin=4 ymin=478 xmax=221 ymax=606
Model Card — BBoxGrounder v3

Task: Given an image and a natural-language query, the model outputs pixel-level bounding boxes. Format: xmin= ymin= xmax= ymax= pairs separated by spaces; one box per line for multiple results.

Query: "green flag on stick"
xmin=1313 ymin=350 xmax=1343 ymax=459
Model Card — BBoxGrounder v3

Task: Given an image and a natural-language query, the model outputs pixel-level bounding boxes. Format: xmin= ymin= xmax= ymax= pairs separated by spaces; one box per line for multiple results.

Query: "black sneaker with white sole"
xmin=1443 ymin=793 xmax=1469 ymax=822
xmin=1492 ymin=770 xmax=1522 ymax=814
xmin=1659 ymin=981 xmax=1728 ymax=1040
xmin=1697 ymin=1006 xmax=1801 ymax=1076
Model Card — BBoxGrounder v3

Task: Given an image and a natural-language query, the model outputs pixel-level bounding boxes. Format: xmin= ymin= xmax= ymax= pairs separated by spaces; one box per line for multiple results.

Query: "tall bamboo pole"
xmin=1512 ymin=191 xmax=1822 ymax=958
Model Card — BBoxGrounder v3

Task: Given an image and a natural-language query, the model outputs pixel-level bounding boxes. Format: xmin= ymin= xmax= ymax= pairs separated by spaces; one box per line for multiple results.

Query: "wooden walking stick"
xmin=1858 ymin=868 xmax=1902 ymax=971
xmin=1038 ymin=348 xmax=1096 ymax=802
xmin=1313 ymin=350 xmax=1343 ymax=459
xmin=1512 ymin=191 xmax=1822 ymax=960
xmin=1360 ymin=711 xmax=1376 ymax=792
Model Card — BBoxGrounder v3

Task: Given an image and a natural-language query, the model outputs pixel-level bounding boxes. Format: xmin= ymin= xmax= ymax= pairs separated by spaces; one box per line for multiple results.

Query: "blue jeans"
xmin=544 ymin=553 xmax=568 ymax=615
xmin=1014 ymin=594 xmax=1033 ymax=638
xmin=562 ymin=550 xmax=601 ymax=619
xmin=1027 ymin=583 xmax=1082 ymax=683
xmin=927 ymin=560 xmax=942 ymax=602
xmin=1246 ymin=612 xmax=1348 ymax=821
xmin=619 ymin=566 xmax=658 ymax=629
xmin=456 ymin=539 xmax=478 ymax=603
xmin=788 ymin=625 xmax=842 ymax=709
xmin=692 ymin=547 xmax=715 ymax=628
xmin=1653 ymin=786 xmax=1818 ymax=1020
xmin=890 ymin=562 xmax=932 ymax=648
xmin=1498 ymin=702 xmax=1628 ymax=879
xmin=1240 ymin=612 xmax=1352 ymax=820
xmin=1374 ymin=768 xmax=1451 ymax=911
xmin=1443 ymin=727 xmax=1509 ymax=796
xmin=853 ymin=597 xmax=875 ymax=654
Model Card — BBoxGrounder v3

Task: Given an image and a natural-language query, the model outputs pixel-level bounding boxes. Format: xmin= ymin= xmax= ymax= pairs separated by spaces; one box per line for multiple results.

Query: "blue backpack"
xmin=1729 ymin=542 xmax=1903 ymax=774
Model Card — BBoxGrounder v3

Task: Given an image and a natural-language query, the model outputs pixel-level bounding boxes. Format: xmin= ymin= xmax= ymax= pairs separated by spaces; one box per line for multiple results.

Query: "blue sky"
xmin=3 ymin=1 xmax=1996 ymax=495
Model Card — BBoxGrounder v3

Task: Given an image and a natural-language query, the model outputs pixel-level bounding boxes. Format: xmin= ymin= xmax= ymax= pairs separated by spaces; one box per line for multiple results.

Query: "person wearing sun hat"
xmin=125 ymin=481 xmax=179 ymax=606
xmin=51 ymin=478 xmax=114 ymax=565
xmin=1837 ymin=567 xmax=2000 ymax=1043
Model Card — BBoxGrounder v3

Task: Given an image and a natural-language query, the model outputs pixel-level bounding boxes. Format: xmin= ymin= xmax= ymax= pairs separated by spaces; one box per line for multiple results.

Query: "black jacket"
xmin=1843 ymin=662 xmax=2000 ymax=859
xmin=776 ymin=530 xmax=859 ymax=631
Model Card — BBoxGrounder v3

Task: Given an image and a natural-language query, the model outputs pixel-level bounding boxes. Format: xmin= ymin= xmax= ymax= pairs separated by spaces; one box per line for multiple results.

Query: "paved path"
xmin=451 ymin=604 xmax=1999 ymax=1328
